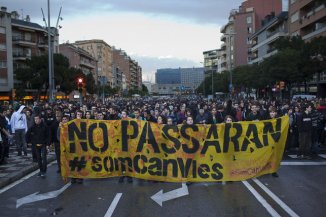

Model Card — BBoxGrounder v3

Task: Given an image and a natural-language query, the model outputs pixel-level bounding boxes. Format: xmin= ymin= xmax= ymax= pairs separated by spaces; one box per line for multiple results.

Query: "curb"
xmin=0 ymin=155 xmax=56 ymax=190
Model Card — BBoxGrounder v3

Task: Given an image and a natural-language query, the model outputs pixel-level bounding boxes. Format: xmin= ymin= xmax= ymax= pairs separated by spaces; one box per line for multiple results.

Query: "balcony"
xmin=220 ymin=35 xmax=226 ymax=42
xmin=300 ymin=3 xmax=326 ymax=27
xmin=38 ymin=41 xmax=48 ymax=48
xmin=221 ymin=43 xmax=226 ymax=50
xmin=80 ymin=60 xmax=95 ymax=69
xmin=12 ymin=36 xmax=36 ymax=47
xmin=13 ymin=52 xmax=31 ymax=61
xmin=302 ymin=25 xmax=326 ymax=41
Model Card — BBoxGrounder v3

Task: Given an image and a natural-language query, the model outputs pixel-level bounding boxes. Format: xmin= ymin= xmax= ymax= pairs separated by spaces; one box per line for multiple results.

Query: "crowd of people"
xmin=0 ymin=95 xmax=325 ymax=182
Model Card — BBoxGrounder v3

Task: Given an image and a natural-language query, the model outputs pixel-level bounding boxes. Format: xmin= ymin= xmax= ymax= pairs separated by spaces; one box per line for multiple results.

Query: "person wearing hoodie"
xmin=10 ymin=105 xmax=28 ymax=156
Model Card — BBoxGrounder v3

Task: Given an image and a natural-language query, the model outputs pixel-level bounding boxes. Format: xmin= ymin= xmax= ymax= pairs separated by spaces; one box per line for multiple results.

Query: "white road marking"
xmin=242 ymin=181 xmax=281 ymax=217
xmin=253 ymin=178 xmax=299 ymax=217
xmin=319 ymin=154 xmax=326 ymax=159
xmin=104 ymin=193 xmax=123 ymax=217
xmin=151 ymin=183 xmax=189 ymax=207
xmin=281 ymin=162 xmax=326 ymax=166
xmin=0 ymin=161 xmax=56 ymax=194
xmin=288 ymin=155 xmax=298 ymax=159
xmin=16 ymin=183 xmax=71 ymax=208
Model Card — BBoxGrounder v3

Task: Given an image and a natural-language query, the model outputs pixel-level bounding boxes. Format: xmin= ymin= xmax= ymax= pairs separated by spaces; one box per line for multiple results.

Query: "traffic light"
xmin=77 ymin=77 xmax=83 ymax=92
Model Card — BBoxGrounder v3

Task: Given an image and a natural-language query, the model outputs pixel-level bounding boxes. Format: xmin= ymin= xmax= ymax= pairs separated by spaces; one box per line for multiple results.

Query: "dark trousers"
xmin=34 ymin=144 xmax=47 ymax=173
xmin=54 ymin=142 xmax=61 ymax=171
xmin=298 ymin=131 xmax=312 ymax=156
xmin=14 ymin=129 xmax=27 ymax=154
xmin=0 ymin=138 xmax=9 ymax=163
xmin=3 ymin=138 xmax=9 ymax=158
xmin=31 ymin=144 xmax=37 ymax=161
xmin=0 ymin=141 xmax=4 ymax=163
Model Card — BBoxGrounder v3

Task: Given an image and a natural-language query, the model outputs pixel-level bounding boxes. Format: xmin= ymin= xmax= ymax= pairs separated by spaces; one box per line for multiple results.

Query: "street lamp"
xmin=200 ymin=62 xmax=205 ymax=97
xmin=42 ymin=3 xmax=62 ymax=102
xmin=96 ymin=55 xmax=102 ymax=97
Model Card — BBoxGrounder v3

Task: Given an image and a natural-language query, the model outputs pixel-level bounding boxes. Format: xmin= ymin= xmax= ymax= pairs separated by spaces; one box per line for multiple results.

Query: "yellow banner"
xmin=60 ymin=116 xmax=289 ymax=182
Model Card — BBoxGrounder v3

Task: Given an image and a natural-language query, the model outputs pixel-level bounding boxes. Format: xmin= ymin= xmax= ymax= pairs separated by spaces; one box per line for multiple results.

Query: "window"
xmin=0 ymin=44 xmax=6 ymax=51
xmin=25 ymin=33 xmax=31 ymax=41
xmin=0 ymin=27 xmax=5 ymax=34
xmin=0 ymin=61 xmax=7 ymax=68
xmin=246 ymin=16 xmax=252 ymax=24
xmin=247 ymin=27 xmax=253 ymax=34
xmin=291 ymin=11 xmax=299 ymax=23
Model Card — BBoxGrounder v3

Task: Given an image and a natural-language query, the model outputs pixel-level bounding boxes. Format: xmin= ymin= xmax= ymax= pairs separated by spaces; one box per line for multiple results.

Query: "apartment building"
xmin=220 ymin=0 xmax=282 ymax=69
xmin=288 ymin=0 xmax=325 ymax=40
xmin=249 ymin=12 xmax=288 ymax=64
xmin=129 ymin=58 xmax=142 ymax=90
xmin=0 ymin=7 xmax=56 ymax=98
xmin=203 ymin=49 xmax=221 ymax=74
xmin=288 ymin=0 xmax=325 ymax=94
xmin=74 ymin=40 xmax=113 ymax=87
xmin=59 ymin=43 xmax=96 ymax=76
xmin=112 ymin=48 xmax=129 ymax=91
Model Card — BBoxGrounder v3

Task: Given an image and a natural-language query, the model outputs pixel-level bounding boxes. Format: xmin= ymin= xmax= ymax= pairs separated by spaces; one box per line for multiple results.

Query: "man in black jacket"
xmin=297 ymin=104 xmax=313 ymax=159
xmin=26 ymin=114 xmax=50 ymax=177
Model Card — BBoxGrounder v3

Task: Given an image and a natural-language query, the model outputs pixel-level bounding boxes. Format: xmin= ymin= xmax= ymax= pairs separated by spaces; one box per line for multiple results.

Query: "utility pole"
xmin=47 ymin=0 xmax=53 ymax=102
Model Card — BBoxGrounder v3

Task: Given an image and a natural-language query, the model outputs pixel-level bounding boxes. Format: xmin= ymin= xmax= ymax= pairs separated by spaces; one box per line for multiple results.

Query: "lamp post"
xmin=212 ymin=66 xmax=214 ymax=98
xmin=43 ymin=2 xmax=62 ymax=102
xmin=47 ymin=0 xmax=53 ymax=102
xmin=96 ymin=55 xmax=101 ymax=98
xmin=200 ymin=62 xmax=205 ymax=97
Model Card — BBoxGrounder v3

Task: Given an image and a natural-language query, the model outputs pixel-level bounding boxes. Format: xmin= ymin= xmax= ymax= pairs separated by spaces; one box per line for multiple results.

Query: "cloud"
xmin=1 ymin=0 xmax=243 ymax=24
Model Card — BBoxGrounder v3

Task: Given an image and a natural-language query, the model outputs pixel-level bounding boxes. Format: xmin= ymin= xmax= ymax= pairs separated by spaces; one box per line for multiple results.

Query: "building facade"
xmin=203 ymin=49 xmax=221 ymax=74
xmin=111 ymin=47 xmax=142 ymax=91
xmin=0 ymin=7 xmax=57 ymax=99
xmin=288 ymin=0 xmax=326 ymax=94
xmin=112 ymin=48 xmax=129 ymax=91
xmin=249 ymin=12 xmax=289 ymax=64
xmin=156 ymin=68 xmax=181 ymax=84
xmin=288 ymin=0 xmax=325 ymax=40
xmin=74 ymin=40 xmax=113 ymax=87
xmin=155 ymin=67 xmax=204 ymax=95
xmin=59 ymin=43 xmax=96 ymax=77
xmin=220 ymin=0 xmax=283 ymax=69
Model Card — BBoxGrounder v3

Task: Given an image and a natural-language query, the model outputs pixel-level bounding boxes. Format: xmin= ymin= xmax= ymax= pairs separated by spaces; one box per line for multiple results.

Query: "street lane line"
xmin=104 ymin=193 xmax=122 ymax=217
xmin=0 ymin=161 xmax=56 ymax=194
xmin=242 ymin=181 xmax=281 ymax=217
xmin=288 ymin=155 xmax=298 ymax=159
xmin=253 ymin=178 xmax=299 ymax=217
xmin=281 ymin=162 xmax=326 ymax=166
xmin=319 ymin=154 xmax=326 ymax=159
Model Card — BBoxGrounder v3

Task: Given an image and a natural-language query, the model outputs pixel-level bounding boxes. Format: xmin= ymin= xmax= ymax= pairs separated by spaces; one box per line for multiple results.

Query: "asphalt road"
xmin=1 ymin=158 xmax=326 ymax=217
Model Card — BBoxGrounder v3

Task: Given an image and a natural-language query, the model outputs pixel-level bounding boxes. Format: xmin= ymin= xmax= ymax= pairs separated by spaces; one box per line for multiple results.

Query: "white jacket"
xmin=10 ymin=105 xmax=28 ymax=133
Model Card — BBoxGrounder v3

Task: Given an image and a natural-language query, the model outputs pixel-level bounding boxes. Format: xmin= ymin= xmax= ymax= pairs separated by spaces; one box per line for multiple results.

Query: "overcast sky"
xmin=2 ymin=0 xmax=287 ymax=82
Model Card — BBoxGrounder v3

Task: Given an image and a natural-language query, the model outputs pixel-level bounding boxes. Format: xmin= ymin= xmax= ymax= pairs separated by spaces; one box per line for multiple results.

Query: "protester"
xmin=26 ymin=114 xmax=50 ymax=177
xmin=297 ymin=103 xmax=313 ymax=159
xmin=0 ymin=107 xmax=12 ymax=164
xmin=10 ymin=105 xmax=28 ymax=156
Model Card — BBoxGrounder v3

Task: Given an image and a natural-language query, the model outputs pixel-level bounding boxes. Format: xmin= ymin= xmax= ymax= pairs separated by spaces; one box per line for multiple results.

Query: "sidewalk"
xmin=0 ymin=145 xmax=56 ymax=189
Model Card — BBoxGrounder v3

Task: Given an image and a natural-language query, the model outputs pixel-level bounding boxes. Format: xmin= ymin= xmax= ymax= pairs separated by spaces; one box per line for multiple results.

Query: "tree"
xmin=142 ymin=84 xmax=149 ymax=95
xmin=15 ymin=54 xmax=96 ymax=99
